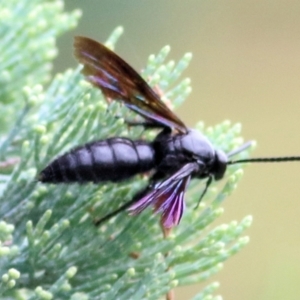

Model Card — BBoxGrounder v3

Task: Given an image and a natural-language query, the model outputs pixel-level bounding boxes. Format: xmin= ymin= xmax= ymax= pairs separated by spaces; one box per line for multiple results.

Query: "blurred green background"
xmin=56 ymin=1 xmax=300 ymax=299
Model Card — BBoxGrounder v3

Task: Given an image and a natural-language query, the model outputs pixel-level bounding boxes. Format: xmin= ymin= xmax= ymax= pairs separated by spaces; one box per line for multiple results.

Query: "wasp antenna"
xmin=227 ymin=141 xmax=254 ymax=158
xmin=228 ymin=156 xmax=300 ymax=165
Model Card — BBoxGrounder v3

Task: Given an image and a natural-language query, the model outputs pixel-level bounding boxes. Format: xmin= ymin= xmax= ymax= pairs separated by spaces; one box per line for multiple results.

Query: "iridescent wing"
xmin=74 ymin=36 xmax=188 ymax=133
xmin=128 ymin=162 xmax=199 ymax=228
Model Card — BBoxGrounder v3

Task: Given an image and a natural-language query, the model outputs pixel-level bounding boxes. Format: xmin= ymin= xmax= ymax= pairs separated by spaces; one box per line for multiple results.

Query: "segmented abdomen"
xmin=39 ymin=138 xmax=155 ymax=183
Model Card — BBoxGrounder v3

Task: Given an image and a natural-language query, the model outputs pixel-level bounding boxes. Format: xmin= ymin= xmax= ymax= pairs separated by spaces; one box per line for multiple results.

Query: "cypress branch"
xmin=0 ymin=1 xmax=252 ymax=299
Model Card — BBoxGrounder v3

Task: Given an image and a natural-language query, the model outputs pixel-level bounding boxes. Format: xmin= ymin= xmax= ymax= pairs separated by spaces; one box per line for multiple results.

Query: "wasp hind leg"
xmin=93 ymin=169 xmax=167 ymax=227
xmin=93 ymin=184 xmax=153 ymax=227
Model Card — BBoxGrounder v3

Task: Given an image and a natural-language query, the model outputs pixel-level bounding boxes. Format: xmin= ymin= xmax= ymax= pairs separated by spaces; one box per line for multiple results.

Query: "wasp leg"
xmin=94 ymin=197 xmax=139 ymax=226
xmin=93 ymin=169 xmax=167 ymax=227
xmin=94 ymin=183 xmax=154 ymax=227
xmin=114 ymin=114 xmax=169 ymax=130
xmin=125 ymin=119 xmax=167 ymax=130
xmin=194 ymin=175 xmax=213 ymax=209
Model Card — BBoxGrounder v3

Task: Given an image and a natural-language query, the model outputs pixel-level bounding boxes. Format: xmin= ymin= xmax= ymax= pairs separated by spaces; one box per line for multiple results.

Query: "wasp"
xmin=39 ymin=36 xmax=300 ymax=228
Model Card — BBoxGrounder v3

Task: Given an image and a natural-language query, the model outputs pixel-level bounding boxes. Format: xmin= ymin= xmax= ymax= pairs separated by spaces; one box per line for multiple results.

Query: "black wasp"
xmin=39 ymin=36 xmax=300 ymax=228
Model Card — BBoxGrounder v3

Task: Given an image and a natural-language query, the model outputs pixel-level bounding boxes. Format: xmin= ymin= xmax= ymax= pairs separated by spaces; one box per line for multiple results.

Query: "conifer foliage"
xmin=0 ymin=1 xmax=251 ymax=299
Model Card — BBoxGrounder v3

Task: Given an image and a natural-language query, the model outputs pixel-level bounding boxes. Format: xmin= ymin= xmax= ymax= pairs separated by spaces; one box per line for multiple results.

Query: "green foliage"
xmin=0 ymin=1 xmax=252 ymax=299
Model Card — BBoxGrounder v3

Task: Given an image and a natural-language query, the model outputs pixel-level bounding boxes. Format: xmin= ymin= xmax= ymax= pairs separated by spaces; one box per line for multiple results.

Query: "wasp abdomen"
xmin=39 ymin=138 xmax=155 ymax=183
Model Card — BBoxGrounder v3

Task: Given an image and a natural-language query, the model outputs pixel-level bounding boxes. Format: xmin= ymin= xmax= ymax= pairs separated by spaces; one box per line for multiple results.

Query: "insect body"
xmin=40 ymin=138 xmax=156 ymax=183
xmin=39 ymin=126 xmax=227 ymax=228
xmin=39 ymin=36 xmax=300 ymax=228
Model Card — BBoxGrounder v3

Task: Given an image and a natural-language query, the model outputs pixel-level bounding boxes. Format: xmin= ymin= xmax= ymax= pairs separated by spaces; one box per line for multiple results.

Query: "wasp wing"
xmin=74 ymin=36 xmax=187 ymax=133
xmin=128 ymin=162 xmax=199 ymax=228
